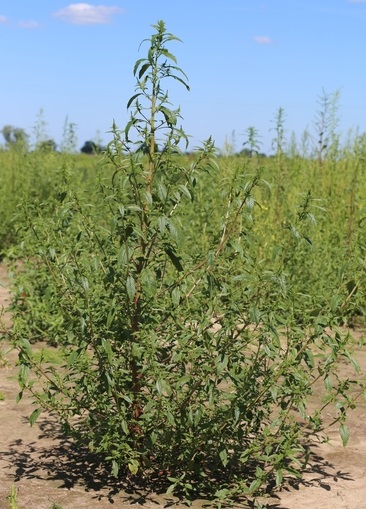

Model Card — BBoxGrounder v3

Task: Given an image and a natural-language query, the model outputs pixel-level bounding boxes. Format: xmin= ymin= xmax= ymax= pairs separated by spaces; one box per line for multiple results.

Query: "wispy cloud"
xmin=253 ymin=35 xmax=275 ymax=45
xmin=0 ymin=15 xmax=9 ymax=24
xmin=53 ymin=3 xmax=124 ymax=25
xmin=18 ymin=20 xmax=41 ymax=29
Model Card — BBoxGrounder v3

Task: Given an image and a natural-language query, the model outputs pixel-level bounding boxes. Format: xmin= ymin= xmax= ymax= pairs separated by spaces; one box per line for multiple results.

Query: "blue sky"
xmin=1 ymin=0 xmax=366 ymax=153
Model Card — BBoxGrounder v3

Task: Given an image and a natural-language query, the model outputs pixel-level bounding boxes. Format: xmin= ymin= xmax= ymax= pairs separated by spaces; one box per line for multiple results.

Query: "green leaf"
xmin=81 ymin=277 xmax=89 ymax=292
xmin=176 ymin=374 xmax=190 ymax=387
xmin=177 ymin=184 xmax=192 ymax=200
xmin=249 ymin=305 xmax=261 ymax=324
xmin=247 ymin=478 xmax=262 ymax=494
xmin=102 ymin=338 xmax=113 ymax=363
xmin=133 ymin=57 xmax=146 ymax=76
xmin=18 ymin=364 xmax=30 ymax=388
xmin=165 ymin=247 xmax=183 ymax=272
xmin=124 ymin=116 xmax=138 ymax=142
xmin=126 ymin=275 xmax=136 ymax=301
xmin=111 ymin=460 xmax=119 ymax=477
xmin=48 ymin=247 xmax=56 ymax=261
xmin=324 ymin=375 xmax=333 ymax=391
xmin=170 ymin=74 xmax=190 ymax=91
xmin=142 ymin=190 xmax=153 ymax=206
xmin=118 ymin=245 xmax=128 ymax=267
xmin=106 ymin=307 xmax=115 ymax=329
xmin=161 ymin=48 xmax=178 ymax=63
xmin=158 ymin=215 xmax=167 ymax=234
xmin=156 ymin=379 xmax=162 ymax=395
xmin=138 ymin=62 xmax=150 ymax=79
xmin=171 ymin=287 xmax=181 ymax=306
xmin=166 ymin=411 xmax=175 ymax=425
xmin=167 ymin=218 xmax=179 ymax=241
xmin=214 ymin=488 xmax=231 ymax=500
xmin=156 ymin=182 xmax=167 ymax=201
xmin=339 ymin=423 xmax=350 ymax=446
xmin=166 ymin=481 xmax=178 ymax=495
xmin=29 ymin=407 xmax=42 ymax=426
xmin=118 ymin=205 xmax=125 ymax=218
xmin=127 ymin=92 xmax=142 ymax=109
xmin=343 ymin=350 xmax=361 ymax=373
xmin=290 ymin=226 xmax=301 ymax=240
xmin=160 ymin=106 xmax=177 ymax=126
xmin=128 ymin=460 xmax=139 ymax=475
xmin=276 ymin=468 xmax=283 ymax=486
xmin=304 ymin=348 xmax=314 ymax=369
xmin=219 ymin=448 xmax=228 ymax=467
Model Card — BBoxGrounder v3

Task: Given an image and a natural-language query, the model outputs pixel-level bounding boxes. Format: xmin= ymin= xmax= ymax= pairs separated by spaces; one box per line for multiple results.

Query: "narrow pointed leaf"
xmin=133 ymin=58 xmax=146 ymax=76
xmin=138 ymin=63 xmax=150 ymax=79
xmin=161 ymin=49 xmax=177 ymax=63
xmin=127 ymin=93 xmax=142 ymax=109
xmin=169 ymin=74 xmax=190 ymax=91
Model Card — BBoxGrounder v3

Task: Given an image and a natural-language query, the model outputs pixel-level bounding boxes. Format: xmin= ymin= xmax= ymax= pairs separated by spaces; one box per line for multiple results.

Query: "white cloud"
xmin=53 ymin=3 xmax=123 ymax=25
xmin=18 ymin=20 xmax=41 ymax=29
xmin=253 ymin=35 xmax=275 ymax=45
xmin=0 ymin=15 xmax=9 ymax=24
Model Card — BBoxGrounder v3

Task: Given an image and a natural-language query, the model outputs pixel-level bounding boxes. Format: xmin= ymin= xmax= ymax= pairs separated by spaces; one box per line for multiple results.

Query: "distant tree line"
xmin=80 ymin=140 xmax=105 ymax=155
xmin=0 ymin=124 xmax=106 ymax=154
xmin=1 ymin=125 xmax=29 ymax=151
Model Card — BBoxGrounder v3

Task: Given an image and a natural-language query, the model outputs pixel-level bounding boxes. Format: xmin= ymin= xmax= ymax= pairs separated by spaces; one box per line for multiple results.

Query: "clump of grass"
xmin=5 ymin=484 xmax=62 ymax=509
xmin=7 ymin=484 xmax=19 ymax=509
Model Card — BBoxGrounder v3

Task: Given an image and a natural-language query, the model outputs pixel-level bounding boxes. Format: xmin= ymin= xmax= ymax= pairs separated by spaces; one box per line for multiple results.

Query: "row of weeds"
xmin=0 ymin=148 xmax=103 ymax=257
xmin=1 ymin=20 xmax=366 ymax=507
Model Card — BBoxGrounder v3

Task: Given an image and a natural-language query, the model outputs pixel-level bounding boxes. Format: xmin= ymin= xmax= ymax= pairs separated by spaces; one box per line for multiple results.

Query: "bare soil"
xmin=1 ymin=263 xmax=366 ymax=509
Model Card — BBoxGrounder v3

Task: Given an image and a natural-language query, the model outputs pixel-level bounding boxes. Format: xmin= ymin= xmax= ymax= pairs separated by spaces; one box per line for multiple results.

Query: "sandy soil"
xmin=0 ymin=263 xmax=365 ymax=509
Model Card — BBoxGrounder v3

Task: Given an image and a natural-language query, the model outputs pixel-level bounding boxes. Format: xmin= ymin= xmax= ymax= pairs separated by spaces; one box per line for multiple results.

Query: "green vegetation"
xmin=7 ymin=484 xmax=18 ymax=509
xmin=1 ymin=20 xmax=366 ymax=507
xmin=32 ymin=346 xmax=64 ymax=365
xmin=0 ymin=149 xmax=102 ymax=258
xmin=0 ymin=346 xmax=8 ymax=368
xmin=4 ymin=484 xmax=62 ymax=509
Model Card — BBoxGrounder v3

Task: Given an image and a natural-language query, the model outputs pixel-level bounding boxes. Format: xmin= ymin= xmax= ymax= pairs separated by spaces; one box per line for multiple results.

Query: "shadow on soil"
xmin=1 ymin=414 xmax=355 ymax=508
xmin=270 ymin=442 xmax=354 ymax=509
xmin=2 ymin=416 xmax=175 ymax=506
xmin=293 ymin=447 xmax=353 ymax=490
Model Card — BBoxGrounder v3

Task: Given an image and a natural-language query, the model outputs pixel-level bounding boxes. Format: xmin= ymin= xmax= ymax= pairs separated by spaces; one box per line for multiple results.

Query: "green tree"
xmin=80 ymin=140 xmax=104 ymax=154
xmin=37 ymin=139 xmax=57 ymax=152
xmin=1 ymin=125 xmax=29 ymax=151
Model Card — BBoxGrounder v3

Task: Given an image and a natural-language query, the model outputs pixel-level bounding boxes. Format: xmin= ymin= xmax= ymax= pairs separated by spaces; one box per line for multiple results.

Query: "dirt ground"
xmin=1 ymin=263 xmax=366 ymax=509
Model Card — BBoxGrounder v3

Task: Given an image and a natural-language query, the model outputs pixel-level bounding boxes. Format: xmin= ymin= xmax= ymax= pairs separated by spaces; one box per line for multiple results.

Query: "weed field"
xmin=1 ymin=21 xmax=366 ymax=509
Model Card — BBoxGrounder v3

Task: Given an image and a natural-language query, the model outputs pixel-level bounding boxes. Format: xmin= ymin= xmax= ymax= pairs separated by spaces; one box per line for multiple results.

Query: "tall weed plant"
xmin=11 ymin=21 xmax=365 ymax=505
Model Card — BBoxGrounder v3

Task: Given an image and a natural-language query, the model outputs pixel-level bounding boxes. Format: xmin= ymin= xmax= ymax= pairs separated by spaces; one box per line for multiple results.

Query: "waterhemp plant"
xmin=12 ymin=21 xmax=364 ymax=504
